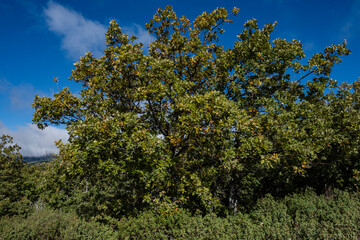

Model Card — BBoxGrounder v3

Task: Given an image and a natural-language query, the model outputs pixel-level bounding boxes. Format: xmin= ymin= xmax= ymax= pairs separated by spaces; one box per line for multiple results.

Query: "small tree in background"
xmin=33 ymin=6 xmax=358 ymax=218
xmin=0 ymin=135 xmax=30 ymax=216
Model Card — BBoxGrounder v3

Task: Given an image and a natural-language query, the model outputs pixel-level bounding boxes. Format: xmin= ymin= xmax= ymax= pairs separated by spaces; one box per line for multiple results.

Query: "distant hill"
xmin=23 ymin=154 xmax=56 ymax=164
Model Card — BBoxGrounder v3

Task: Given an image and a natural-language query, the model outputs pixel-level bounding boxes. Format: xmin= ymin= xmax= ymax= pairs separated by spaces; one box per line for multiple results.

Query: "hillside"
xmin=23 ymin=155 xmax=56 ymax=164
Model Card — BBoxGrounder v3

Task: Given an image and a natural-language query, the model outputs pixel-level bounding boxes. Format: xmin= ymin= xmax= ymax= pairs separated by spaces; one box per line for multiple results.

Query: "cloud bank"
xmin=0 ymin=121 xmax=68 ymax=157
xmin=43 ymin=1 xmax=155 ymax=59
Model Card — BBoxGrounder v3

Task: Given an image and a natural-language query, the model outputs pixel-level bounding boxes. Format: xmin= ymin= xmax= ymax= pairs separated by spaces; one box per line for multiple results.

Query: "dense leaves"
xmin=2 ymin=189 xmax=360 ymax=239
xmin=0 ymin=135 xmax=31 ymax=216
xmin=31 ymin=5 xmax=359 ymax=217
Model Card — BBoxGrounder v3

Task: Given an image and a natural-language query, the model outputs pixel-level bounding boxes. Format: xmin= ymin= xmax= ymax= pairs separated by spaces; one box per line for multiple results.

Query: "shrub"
xmin=0 ymin=208 xmax=118 ymax=240
xmin=2 ymin=189 xmax=360 ymax=239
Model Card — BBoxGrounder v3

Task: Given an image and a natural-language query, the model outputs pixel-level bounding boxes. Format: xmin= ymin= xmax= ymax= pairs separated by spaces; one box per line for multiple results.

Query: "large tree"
xmin=33 ymin=6 xmax=356 ymax=217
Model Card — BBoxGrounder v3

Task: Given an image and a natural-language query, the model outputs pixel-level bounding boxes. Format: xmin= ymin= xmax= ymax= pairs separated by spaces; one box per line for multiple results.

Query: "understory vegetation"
xmin=2 ymin=5 xmax=360 ymax=239
xmin=2 ymin=189 xmax=360 ymax=239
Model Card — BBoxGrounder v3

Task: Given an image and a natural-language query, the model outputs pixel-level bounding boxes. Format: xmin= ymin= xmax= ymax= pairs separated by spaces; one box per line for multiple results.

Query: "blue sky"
xmin=1 ymin=0 xmax=359 ymax=156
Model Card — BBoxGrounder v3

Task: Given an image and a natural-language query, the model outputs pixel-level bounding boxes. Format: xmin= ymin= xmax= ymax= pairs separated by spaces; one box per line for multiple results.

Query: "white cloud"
xmin=341 ymin=0 xmax=360 ymax=40
xmin=0 ymin=78 xmax=11 ymax=92
xmin=9 ymin=83 xmax=37 ymax=110
xmin=122 ymin=24 xmax=156 ymax=48
xmin=0 ymin=80 xmax=67 ymax=156
xmin=43 ymin=1 xmax=155 ymax=59
xmin=0 ymin=79 xmax=43 ymax=112
xmin=0 ymin=121 xmax=68 ymax=157
xmin=43 ymin=1 xmax=107 ymax=59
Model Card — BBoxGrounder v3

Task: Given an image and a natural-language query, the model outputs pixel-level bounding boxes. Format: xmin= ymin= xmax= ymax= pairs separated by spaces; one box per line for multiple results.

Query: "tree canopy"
xmin=0 ymin=135 xmax=30 ymax=216
xmin=32 ymin=6 xmax=360 ymax=217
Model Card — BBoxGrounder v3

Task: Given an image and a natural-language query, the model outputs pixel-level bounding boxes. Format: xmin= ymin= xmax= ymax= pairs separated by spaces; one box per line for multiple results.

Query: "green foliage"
xmin=32 ymin=5 xmax=358 ymax=217
xmin=2 ymin=189 xmax=360 ymax=239
xmin=0 ymin=208 xmax=118 ymax=240
xmin=285 ymin=189 xmax=360 ymax=239
xmin=97 ymin=189 xmax=360 ymax=239
xmin=0 ymin=135 xmax=32 ymax=216
xmin=30 ymin=159 xmax=79 ymax=212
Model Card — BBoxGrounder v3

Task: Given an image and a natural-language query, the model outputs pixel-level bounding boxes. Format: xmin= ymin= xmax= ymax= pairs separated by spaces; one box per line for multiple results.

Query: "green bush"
xmin=285 ymin=189 xmax=360 ymax=239
xmin=246 ymin=195 xmax=293 ymax=239
xmin=2 ymin=189 xmax=360 ymax=239
xmin=115 ymin=189 xmax=360 ymax=239
xmin=116 ymin=211 xmax=241 ymax=239
xmin=0 ymin=208 xmax=118 ymax=240
xmin=0 ymin=135 xmax=32 ymax=217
